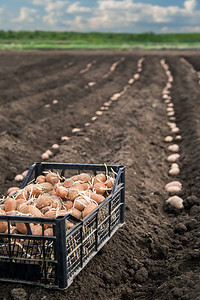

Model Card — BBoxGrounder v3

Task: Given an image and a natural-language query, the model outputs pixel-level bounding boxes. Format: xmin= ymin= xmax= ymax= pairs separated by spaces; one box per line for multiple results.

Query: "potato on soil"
xmin=166 ymin=185 xmax=181 ymax=193
xmin=165 ymin=181 xmax=182 ymax=189
xmin=169 ymin=168 xmax=180 ymax=175
xmin=166 ymin=196 xmax=184 ymax=209
xmin=14 ymin=174 xmax=24 ymax=182
xmin=167 ymin=153 xmax=180 ymax=162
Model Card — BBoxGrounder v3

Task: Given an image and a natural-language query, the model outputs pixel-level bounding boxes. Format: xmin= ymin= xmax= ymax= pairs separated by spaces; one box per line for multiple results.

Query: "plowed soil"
xmin=0 ymin=50 xmax=200 ymax=300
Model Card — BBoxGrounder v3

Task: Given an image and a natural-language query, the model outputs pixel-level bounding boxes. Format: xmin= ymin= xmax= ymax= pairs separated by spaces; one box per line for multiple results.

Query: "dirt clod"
xmin=11 ymin=288 xmax=27 ymax=300
xmin=134 ymin=267 xmax=148 ymax=283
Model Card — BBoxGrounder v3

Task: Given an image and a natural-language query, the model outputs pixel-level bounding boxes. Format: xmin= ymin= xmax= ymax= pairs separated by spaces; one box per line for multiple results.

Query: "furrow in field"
xmin=180 ymin=57 xmax=200 ymax=85
xmin=167 ymin=56 xmax=200 ymax=196
xmin=0 ymin=56 xmax=98 ymax=105
xmin=0 ymin=54 xmax=128 ymax=106
xmin=43 ymin=56 xmax=174 ymax=300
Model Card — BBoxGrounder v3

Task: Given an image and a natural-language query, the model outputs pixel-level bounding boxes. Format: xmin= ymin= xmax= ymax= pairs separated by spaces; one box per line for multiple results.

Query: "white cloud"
xmin=8 ymin=0 xmax=199 ymax=33
xmin=66 ymin=2 xmax=91 ymax=14
xmin=63 ymin=16 xmax=85 ymax=30
xmin=45 ymin=1 xmax=68 ymax=13
xmin=184 ymin=0 xmax=197 ymax=12
xmin=62 ymin=0 xmax=200 ymax=32
xmin=33 ymin=0 xmax=69 ymax=26
xmin=12 ymin=7 xmax=37 ymax=23
xmin=43 ymin=13 xmax=57 ymax=25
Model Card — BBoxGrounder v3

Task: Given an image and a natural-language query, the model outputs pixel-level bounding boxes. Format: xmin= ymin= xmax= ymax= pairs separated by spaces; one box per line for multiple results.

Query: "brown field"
xmin=0 ymin=50 xmax=200 ymax=299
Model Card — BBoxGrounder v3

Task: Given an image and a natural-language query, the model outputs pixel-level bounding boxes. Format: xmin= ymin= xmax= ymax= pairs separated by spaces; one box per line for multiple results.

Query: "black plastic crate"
xmin=0 ymin=162 xmax=125 ymax=289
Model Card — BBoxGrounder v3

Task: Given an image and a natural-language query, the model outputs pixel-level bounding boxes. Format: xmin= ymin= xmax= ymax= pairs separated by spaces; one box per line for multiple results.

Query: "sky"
xmin=0 ymin=0 xmax=200 ymax=33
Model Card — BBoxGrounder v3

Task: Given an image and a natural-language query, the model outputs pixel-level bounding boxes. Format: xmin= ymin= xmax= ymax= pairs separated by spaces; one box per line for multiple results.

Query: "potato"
xmin=63 ymin=178 xmax=74 ymax=188
xmin=93 ymin=173 xmax=106 ymax=184
xmin=105 ymin=177 xmax=115 ymax=188
xmin=36 ymin=193 xmax=52 ymax=209
xmin=16 ymin=222 xmax=28 ymax=234
xmin=68 ymin=208 xmax=82 ymax=219
xmin=36 ymin=175 xmax=46 ymax=184
xmin=166 ymin=196 xmax=184 ymax=209
xmin=63 ymin=200 xmax=73 ymax=210
xmin=44 ymin=228 xmax=53 ymax=236
xmin=15 ymin=189 xmax=28 ymax=200
xmin=82 ymin=203 xmax=98 ymax=219
xmin=167 ymin=154 xmax=180 ymax=162
xmin=93 ymin=182 xmax=106 ymax=194
xmin=86 ymin=192 xmax=105 ymax=204
xmin=45 ymin=172 xmax=60 ymax=185
xmin=4 ymin=198 xmax=17 ymax=212
xmin=68 ymin=182 xmax=84 ymax=201
xmin=55 ymin=185 xmax=68 ymax=198
xmin=78 ymin=173 xmax=91 ymax=182
xmin=7 ymin=187 xmax=19 ymax=195
xmin=19 ymin=205 xmax=42 ymax=217
xmin=168 ymin=144 xmax=179 ymax=152
xmin=0 ymin=209 xmax=8 ymax=233
xmin=74 ymin=197 xmax=88 ymax=211
xmin=31 ymin=224 xmax=42 ymax=235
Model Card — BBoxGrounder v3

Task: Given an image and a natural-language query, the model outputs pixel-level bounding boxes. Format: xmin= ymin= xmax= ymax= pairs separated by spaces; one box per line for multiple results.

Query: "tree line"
xmin=0 ymin=31 xmax=200 ymax=43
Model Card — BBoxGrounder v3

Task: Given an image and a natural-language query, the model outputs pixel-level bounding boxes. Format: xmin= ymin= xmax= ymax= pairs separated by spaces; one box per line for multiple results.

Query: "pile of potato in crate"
xmin=0 ymin=165 xmax=117 ymax=235
xmin=0 ymin=163 xmax=125 ymax=288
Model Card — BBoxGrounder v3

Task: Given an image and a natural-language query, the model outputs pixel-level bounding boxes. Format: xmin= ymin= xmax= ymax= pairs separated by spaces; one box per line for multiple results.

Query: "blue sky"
xmin=0 ymin=0 xmax=200 ymax=33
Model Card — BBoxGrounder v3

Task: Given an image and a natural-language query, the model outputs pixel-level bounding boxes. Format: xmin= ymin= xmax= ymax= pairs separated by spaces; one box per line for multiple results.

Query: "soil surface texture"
xmin=0 ymin=50 xmax=200 ymax=300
